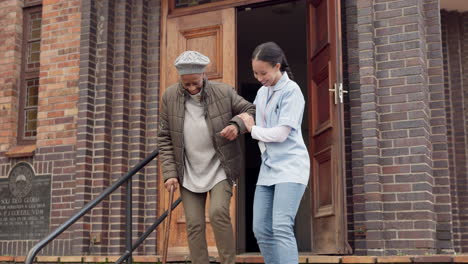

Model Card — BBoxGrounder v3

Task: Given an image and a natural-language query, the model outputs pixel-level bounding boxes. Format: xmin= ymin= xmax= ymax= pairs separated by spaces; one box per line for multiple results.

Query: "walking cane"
xmin=162 ymin=184 xmax=175 ymax=264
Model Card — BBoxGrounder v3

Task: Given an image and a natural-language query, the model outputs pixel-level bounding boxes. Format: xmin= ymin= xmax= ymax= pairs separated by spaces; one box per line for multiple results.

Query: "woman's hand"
xmin=237 ymin=113 xmax=255 ymax=132
xmin=219 ymin=125 xmax=239 ymax=141
xmin=164 ymin=178 xmax=179 ymax=192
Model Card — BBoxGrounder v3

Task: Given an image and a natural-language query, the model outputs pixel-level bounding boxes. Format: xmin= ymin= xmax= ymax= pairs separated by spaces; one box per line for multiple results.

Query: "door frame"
xmin=306 ymin=0 xmax=351 ymax=254
xmin=158 ymin=0 xmax=349 ymax=254
xmin=167 ymin=0 xmax=270 ymax=18
xmin=158 ymin=0 xmax=243 ymax=254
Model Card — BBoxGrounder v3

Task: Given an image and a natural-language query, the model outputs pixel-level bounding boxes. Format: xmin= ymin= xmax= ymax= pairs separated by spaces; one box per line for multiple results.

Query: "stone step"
xmin=1 ymin=255 xmax=468 ymax=264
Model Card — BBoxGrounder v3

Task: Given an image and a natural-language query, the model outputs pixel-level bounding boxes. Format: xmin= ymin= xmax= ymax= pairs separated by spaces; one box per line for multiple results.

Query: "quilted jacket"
xmin=158 ymin=80 xmax=256 ymax=185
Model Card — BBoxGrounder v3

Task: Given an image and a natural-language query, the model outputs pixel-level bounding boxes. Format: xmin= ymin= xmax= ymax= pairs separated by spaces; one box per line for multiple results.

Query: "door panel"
xmin=308 ymin=0 xmax=351 ymax=254
xmin=159 ymin=8 xmax=236 ymax=256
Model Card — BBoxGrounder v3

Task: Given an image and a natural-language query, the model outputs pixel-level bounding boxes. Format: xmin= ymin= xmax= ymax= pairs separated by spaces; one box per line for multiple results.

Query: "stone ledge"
xmin=0 ymin=256 xmax=14 ymax=262
xmin=308 ymin=256 xmax=343 ymax=263
xmin=4 ymin=144 xmax=36 ymax=158
xmin=413 ymin=256 xmax=453 ymax=263
xmin=377 ymin=257 xmax=413 ymax=263
xmin=343 ymin=256 xmax=377 ymax=263
xmin=454 ymin=256 xmax=468 ymax=263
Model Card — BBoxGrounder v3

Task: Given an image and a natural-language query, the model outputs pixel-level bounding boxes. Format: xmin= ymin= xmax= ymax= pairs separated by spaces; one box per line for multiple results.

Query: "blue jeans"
xmin=252 ymin=183 xmax=306 ymax=264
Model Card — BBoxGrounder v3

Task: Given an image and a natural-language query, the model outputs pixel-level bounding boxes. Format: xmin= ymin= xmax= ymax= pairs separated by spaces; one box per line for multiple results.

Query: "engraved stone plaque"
xmin=0 ymin=162 xmax=51 ymax=240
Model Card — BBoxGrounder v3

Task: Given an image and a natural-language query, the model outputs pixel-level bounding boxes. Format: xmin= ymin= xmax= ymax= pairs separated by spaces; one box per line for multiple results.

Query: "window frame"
xmin=18 ymin=4 xmax=42 ymax=145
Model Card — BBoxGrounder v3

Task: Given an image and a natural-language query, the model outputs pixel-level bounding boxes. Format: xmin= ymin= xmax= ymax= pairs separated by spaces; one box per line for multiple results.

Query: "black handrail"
xmin=25 ymin=149 xmax=161 ymax=264
xmin=115 ymin=197 xmax=182 ymax=264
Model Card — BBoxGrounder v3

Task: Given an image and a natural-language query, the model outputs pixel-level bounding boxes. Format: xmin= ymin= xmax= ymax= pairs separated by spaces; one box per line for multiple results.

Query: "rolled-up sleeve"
xmin=277 ymin=86 xmax=305 ymax=130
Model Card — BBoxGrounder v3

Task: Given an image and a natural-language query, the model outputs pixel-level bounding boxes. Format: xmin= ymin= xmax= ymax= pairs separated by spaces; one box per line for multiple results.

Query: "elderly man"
xmin=158 ymin=51 xmax=255 ymax=264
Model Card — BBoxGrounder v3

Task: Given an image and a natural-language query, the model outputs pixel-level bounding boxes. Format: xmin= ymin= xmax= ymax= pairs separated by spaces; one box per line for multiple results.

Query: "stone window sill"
xmin=5 ymin=144 xmax=36 ymax=158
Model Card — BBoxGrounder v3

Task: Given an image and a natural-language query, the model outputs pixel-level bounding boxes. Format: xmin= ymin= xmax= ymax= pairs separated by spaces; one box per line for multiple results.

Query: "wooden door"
xmin=308 ymin=0 xmax=351 ymax=254
xmin=158 ymin=6 xmax=236 ymax=256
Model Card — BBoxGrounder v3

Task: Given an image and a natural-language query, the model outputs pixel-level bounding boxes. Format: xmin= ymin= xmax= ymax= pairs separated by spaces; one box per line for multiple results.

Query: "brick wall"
xmin=343 ymin=0 xmax=361 ymax=252
xmin=0 ymin=0 xmax=161 ymax=256
xmin=424 ymin=0 xmax=452 ymax=254
xmin=0 ymin=0 xmax=82 ymax=256
xmin=2 ymin=0 xmax=466 ymax=257
xmin=441 ymin=10 xmax=468 ymax=254
xmin=0 ymin=0 xmax=23 ymax=151
xmin=74 ymin=0 xmax=160 ymax=255
xmin=344 ymin=0 xmax=451 ymax=255
xmin=37 ymin=0 xmax=82 ymax=255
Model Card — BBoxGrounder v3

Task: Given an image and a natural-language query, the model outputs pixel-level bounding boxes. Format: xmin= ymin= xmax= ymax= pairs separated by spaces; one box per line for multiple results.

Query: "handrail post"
xmin=24 ymin=149 xmax=159 ymax=264
xmin=126 ymin=179 xmax=132 ymax=264
xmin=114 ymin=197 xmax=182 ymax=264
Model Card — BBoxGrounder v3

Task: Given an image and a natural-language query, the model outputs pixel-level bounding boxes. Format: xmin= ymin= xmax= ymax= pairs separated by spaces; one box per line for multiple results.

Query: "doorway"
xmin=159 ymin=0 xmax=349 ymax=255
xmin=236 ymin=0 xmax=311 ymax=253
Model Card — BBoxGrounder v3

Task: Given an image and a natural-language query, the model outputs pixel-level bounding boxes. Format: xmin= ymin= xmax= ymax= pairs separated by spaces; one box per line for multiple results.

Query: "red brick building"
xmin=0 ymin=0 xmax=467 ymax=259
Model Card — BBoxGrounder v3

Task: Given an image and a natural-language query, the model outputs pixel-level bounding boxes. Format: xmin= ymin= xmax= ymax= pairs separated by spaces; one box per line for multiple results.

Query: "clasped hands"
xmin=165 ymin=113 xmax=255 ymax=192
xmin=218 ymin=113 xmax=255 ymax=140
xmin=237 ymin=113 xmax=255 ymax=133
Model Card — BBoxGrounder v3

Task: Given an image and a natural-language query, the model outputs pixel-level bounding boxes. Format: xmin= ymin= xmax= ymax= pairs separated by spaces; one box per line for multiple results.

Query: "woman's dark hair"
xmin=251 ymin=41 xmax=294 ymax=80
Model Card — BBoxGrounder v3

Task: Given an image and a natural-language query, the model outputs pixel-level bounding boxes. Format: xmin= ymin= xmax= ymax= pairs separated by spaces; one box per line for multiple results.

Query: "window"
xmin=18 ymin=5 xmax=42 ymax=144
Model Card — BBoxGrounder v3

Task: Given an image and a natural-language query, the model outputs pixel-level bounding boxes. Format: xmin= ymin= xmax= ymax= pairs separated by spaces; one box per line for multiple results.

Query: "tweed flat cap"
xmin=174 ymin=50 xmax=210 ymax=75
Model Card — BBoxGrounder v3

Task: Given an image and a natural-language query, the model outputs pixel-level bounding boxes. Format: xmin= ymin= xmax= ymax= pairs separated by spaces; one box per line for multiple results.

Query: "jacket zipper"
xmin=203 ymin=95 xmax=235 ymax=186
xmin=180 ymin=95 xmax=186 ymax=185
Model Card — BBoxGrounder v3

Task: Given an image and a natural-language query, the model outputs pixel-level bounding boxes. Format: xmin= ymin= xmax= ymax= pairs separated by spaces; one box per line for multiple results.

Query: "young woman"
xmin=238 ymin=42 xmax=310 ymax=264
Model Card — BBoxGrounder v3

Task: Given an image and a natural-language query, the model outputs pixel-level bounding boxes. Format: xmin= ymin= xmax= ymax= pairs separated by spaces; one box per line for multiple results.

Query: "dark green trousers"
xmin=180 ymin=180 xmax=235 ymax=264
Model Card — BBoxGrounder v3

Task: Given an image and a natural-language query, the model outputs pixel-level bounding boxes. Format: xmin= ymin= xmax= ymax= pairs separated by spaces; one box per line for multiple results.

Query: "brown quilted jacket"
xmin=157 ymin=80 xmax=256 ymax=185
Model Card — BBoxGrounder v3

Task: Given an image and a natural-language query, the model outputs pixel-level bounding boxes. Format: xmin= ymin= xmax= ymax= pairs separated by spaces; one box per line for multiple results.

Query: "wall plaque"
xmin=0 ymin=162 xmax=51 ymax=240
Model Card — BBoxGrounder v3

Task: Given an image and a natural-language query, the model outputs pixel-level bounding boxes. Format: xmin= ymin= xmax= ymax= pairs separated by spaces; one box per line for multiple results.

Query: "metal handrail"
xmin=115 ymin=197 xmax=182 ymax=264
xmin=25 ymin=149 xmax=161 ymax=264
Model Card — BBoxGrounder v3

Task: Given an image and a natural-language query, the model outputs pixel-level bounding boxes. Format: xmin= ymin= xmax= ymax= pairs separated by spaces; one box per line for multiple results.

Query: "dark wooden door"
xmin=308 ymin=0 xmax=351 ymax=254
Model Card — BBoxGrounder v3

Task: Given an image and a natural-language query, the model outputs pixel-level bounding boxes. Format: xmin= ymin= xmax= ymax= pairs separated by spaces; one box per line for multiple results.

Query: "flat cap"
xmin=174 ymin=50 xmax=210 ymax=75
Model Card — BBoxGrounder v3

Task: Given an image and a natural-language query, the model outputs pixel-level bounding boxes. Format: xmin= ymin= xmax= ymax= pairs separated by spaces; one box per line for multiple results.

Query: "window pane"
xmin=31 ymin=28 xmax=41 ymax=39
xmin=23 ymin=77 xmax=39 ymax=139
xmin=28 ymin=41 xmax=41 ymax=64
xmin=20 ymin=7 xmax=42 ymax=142
xmin=26 ymin=10 xmax=42 ymax=70
xmin=26 ymin=78 xmax=39 ymax=107
xmin=29 ymin=11 xmax=42 ymax=39
xmin=24 ymin=109 xmax=38 ymax=138
xmin=175 ymin=0 xmax=224 ymax=8
xmin=27 ymin=41 xmax=41 ymax=71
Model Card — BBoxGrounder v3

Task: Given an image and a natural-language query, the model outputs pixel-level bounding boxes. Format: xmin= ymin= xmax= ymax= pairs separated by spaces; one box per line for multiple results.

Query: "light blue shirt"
xmin=253 ymin=72 xmax=310 ymax=186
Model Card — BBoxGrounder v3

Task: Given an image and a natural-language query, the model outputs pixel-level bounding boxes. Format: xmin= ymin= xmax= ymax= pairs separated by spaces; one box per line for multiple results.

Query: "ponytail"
xmin=252 ymin=41 xmax=294 ymax=81
xmin=280 ymin=55 xmax=294 ymax=81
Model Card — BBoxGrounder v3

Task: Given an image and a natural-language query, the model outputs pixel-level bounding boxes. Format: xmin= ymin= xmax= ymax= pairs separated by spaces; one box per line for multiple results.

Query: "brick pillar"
xmin=74 ymin=0 xmax=96 ymax=255
xmin=0 ymin=0 xmax=22 ymax=151
xmin=128 ymin=0 xmax=149 ymax=255
xmin=462 ymin=11 xmax=468 ymax=254
xmin=75 ymin=0 xmax=160 ymax=255
xmin=38 ymin=0 xmax=81 ymax=255
xmin=89 ymin=0 xmax=115 ymax=254
xmin=343 ymin=0 xmax=362 ymax=253
xmin=143 ymin=0 xmax=161 ymax=254
xmin=0 ymin=2 xmax=23 ymax=252
xmin=345 ymin=0 xmax=450 ymax=255
xmin=377 ymin=0 xmax=437 ymax=255
xmin=107 ymin=0 xmax=132 ymax=254
xmin=440 ymin=11 xmax=457 ymax=252
xmin=356 ymin=0 xmax=384 ymax=256
xmin=441 ymin=10 xmax=468 ymax=254
xmin=0 ymin=0 xmax=81 ymax=256
xmin=424 ymin=1 xmax=453 ymax=254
